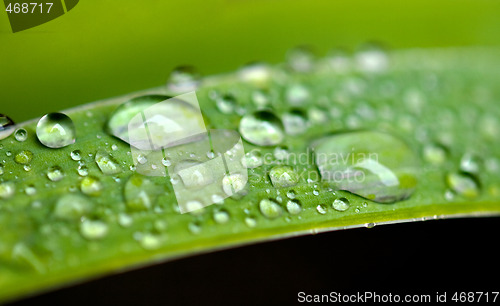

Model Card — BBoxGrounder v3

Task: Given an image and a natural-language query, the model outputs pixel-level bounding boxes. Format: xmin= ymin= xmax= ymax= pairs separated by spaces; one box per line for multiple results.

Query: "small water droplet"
xmin=355 ymin=43 xmax=389 ymax=73
xmin=118 ymin=213 xmax=133 ymax=227
xmin=286 ymin=190 xmax=296 ymax=199
xmin=241 ymin=150 xmax=263 ymax=168
xmin=161 ymin=157 xmax=172 ymax=167
xmin=137 ymin=233 xmax=161 ymax=250
xmin=188 ymin=222 xmax=201 ymax=234
xmin=259 ymin=198 xmax=283 ymax=219
xmin=238 ymin=62 xmax=272 ymax=86
xmin=14 ymin=128 xmax=28 ymax=142
xmin=36 ymin=113 xmax=76 ymax=148
xmin=222 ymin=173 xmax=247 ymax=196
xmin=0 ymin=114 xmax=15 ymax=140
xmin=213 ymin=209 xmax=230 ymax=224
xmin=54 ymin=194 xmax=91 ymax=220
xmin=80 ymin=176 xmax=103 ymax=196
xmin=47 ymin=166 xmax=64 ymax=182
xmin=286 ymin=200 xmax=302 ymax=215
xmin=111 ymin=144 xmax=119 ymax=151
xmin=95 ymin=151 xmax=122 ymax=175
xmin=245 ymin=216 xmax=257 ymax=228
xmin=446 ymin=172 xmax=480 ymax=199
xmin=286 ymin=46 xmax=315 ymax=72
xmin=124 ymin=174 xmax=157 ymax=211
xmin=80 ymin=220 xmax=108 ymax=240
xmin=215 ymin=94 xmax=237 ymax=114
xmin=239 ymin=110 xmax=285 ymax=146
xmin=286 ymin=84 xmax=310 ymax=105
xmin=273 ymin=146 xmax=289 ymax=161
xmin=23 ymin=165 xmax=31 ymax=172
xmin=332 ymin=197 xmax=350 ymax=211
xmin=282 ymin=109 xmax=308 ymax=135
xmin=166 ymin=66 xmax=201 ymax=93
xmin=316 ymin=204 xmax=327 ymax=215
xmin=423 ymin=144 xmax=447 ymax=165
xmin=269 ymin=166 xmax=299 ymax=188
xmin=6 ymin=151 xmax=12 ymax=157
xmin=460 ymin=153 xmax=481 ymax=174
xmin=137 ymin=154 xmax=148 ymax=165
xmin=0 ymin=163 xmax=4 ymax=175
xmin=71 ymin=150 xmax=82 ymax=161
xmin=0 ymin=181 xmax=15 ymax=199
xmin=14 ymin=150 xmax=33 ymax=165
xmin=313 ymin=190 xmax=320 ymax=196
xmin=365 ymin=222 xmax=376 ymax=228
xmin=77 ymin=165 xmax=89 ymax=176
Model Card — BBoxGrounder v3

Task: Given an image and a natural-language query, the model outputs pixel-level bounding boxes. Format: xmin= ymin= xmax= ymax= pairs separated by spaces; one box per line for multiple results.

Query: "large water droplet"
xmin=47 ymin=166 xmax=65 ymax=182
xmin=80 ymin=220 xmax=109 ymax=240
xmin=95 ymin=151 xmax=122 ymax=175
xmin=332 ymin=197 xmax=350 ymax=211
xmin=14 ymin=128 xmax=28 ymax=142
xmin=446 ymin=172 xmax=480 ymax=199
xmin=0 ymin=114 xmax=15 ymax=140
xmin=14 ymin=150 xmax=33 ymax=165
xmin=259 ymin=198 xmax=283 ymax=219
xmin=36 ymin=113 xmax=76 ymax=148
xmin=269 ymin=166 xmax=299 ymax=188
xmin=54 ymin=194 xmax=91 ymax=220
xmin=312 ymin=131 xmax=418 ymax=203
xmin=124 ymin=174 xmax=157 ymax=211
xmin=239 ymin=110 xmax=284 ymax=146
xmin=166 ymin=66 xmax=201 ymax=93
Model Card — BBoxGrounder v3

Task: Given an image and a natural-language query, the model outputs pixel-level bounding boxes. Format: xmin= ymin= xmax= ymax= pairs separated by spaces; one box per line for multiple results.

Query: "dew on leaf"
xmin=332 ymin=197 xmax=350 ymax=212
xmin=259 ymin=198 xmax=283 ymax=219
xmin=47 ymin=166 xmax=64 ymax=182
xmin=166 ymin=66 xmax=201 ymax=93
xmin=14 ymin=128 xmax=28 ymax=142
xmin=239 ymin=110 xmax=285 ymax=146
xmin=446 ymin=172 xmax=480 ymax=199
xmin=36 ymin=113 xmax=76 ymax=148
xmin=14 ymin=150 xmax=33 ymax=165
xmin=54 ymin=194 xmax=91 ymax=220
xmin=95 ymin=150 xmax=122 ymax=175
xmin=269 ymin=166 xmax=299 ymax=188
xmin=286 ymin=200 xmax=302 ymax=215
xmin=80 ymin=176 xmax=103 ymax=196
xmin=80 ymin=220 xmax=109 ymax=240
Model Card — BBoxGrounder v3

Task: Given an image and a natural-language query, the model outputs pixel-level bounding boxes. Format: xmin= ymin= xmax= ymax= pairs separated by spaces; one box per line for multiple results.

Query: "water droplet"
xmin=0 ymin=163 xmax=4 ymax=175
xmin=95 ymin=151 xmax=122 ymax=175
xmin=245 ymin=217 xmax=257 ymax=228
xmin=14 ymin=150 xmax=33 ymax=165
xmin=124 ymin=174 xmax=157 ymax=211
xmin=36 ymin=113 xmax=76 ymax=148
xmin=77 ymin=165 xmax=89 ymax=176
xmin=188 ymin=222 xmax=201 ymax=234
xmin=80 ymin=220 xmax=108 ymax=240
xmin=312 ymin=131 xmax=418 ymax=203
xmin=161 ymin=157 xmax=172 ymax=167
xmin=137 ymin=154 xmax=148 ymax=164
xmin=313 ymin=190 xmax=320 ymax=196
xmin=316 ymin=204 xmax=327 ymax=215
xmin=241 ymin=150 xmax=263 ymax=169
xmin=286 ymin=200 xmax=302 ymax=215
xmin=259 ymin=198 xmax=283 ymax=219
xmin=446 ymin=172 xmax=480 ymax=199
xmin=286 ymin=46 xmax=315 ymax=72
xmin=222 ymin=173 xmax=247 ymax=196
xmin=166 ymin=66 xmax=201 ymax=93
xmin=283 ymin=109 xmax=308 ymax=135
xmin=213 ymin=209 xmax=230 ymax=224
xmin=80 ymin=176 xmax=103 ymax=196
xmin=47 ymin=166 xmax=64 ymax=182
xmin=71 ymin=150 xmax=82 ymax=161
xmin=137 ymin=233 xmax=161 ymax=250
xmin=273 ymin=146 xmax=289 ymax=161
xmin=186 ymin=200 xmax=205 ymax=215
xmin=6 ymin=151 xmax=12 ymax=157
xmin=14 ymin=128 xmax=28 ymax=142
xmin=286 ymin=190 xmax=296 ymax=199
xmin=118 ymin=213 xmax=133 ymax=227
xmin=54 ymin=194 xmax=91 ymax=220
xmin=269 ymin=166 xmax=299 ymax=188
xmin=286 ymin=84 xmax=310 ymax=105
xmin=460 ymin=153 xmax=481 ymax=174
xmin=332 ymin=197 xmax=350 ymax=211
xmin=239 ymin=110 xmax=285 ymax=146
xmin=423 ymin=144 xmax=447 ymax=165
xmin=238 ymin=62 xmax=272 ymax=86
xmin=0 ymin=114 xmax=15 ymax=140
xmin=251 ymin=90 xmax=270 ymax=108
xmin=0 ymin=181 xmax=15 ymax=199
xmin=365 ymin=222 xmax=376 ymax=228
xmin=355 ymin=43 xmax=389 ymax=73
xmin=25 ymin=184 xmax=36 ymax=195
xmin=215 ymin=94 xmax=237 ymax=114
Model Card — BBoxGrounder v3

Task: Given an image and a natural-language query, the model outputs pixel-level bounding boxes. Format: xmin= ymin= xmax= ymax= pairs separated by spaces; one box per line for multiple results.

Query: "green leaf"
xmin=0 ymin=47 xmax=499 ymax=302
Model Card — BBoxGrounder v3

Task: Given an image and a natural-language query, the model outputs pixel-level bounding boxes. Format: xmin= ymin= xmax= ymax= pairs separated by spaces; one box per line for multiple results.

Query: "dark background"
xmin=11 ymin=217 xmax=499 ymax=305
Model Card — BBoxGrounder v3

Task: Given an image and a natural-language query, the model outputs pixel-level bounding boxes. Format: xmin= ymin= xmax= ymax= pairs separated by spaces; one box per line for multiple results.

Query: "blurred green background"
xmin=1 ymin=0 xmax=500 ymax=122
